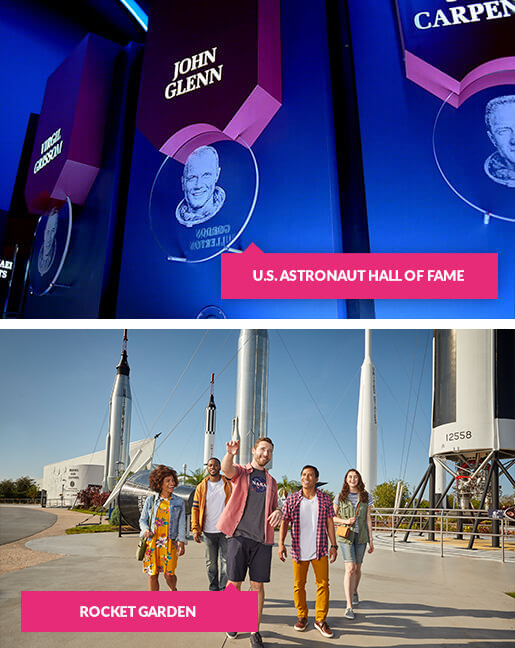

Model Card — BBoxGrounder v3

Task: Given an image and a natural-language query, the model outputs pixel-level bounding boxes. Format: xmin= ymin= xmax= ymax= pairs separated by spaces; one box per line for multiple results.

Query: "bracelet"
xmin=331 ymin=545 xmax=338 ymax=550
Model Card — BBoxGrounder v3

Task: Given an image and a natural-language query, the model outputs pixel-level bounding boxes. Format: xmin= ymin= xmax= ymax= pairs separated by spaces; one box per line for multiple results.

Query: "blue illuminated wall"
xmin=347 ymin=0 xmax=514 ymax=318
xmin=0 ymin=2 xmax=143 ymax=318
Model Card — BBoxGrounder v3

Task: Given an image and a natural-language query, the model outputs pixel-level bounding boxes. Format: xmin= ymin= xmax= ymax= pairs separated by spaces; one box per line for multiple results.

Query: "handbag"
xmin=136 ymin=495 xmax=156 ymax=561
xmin=336 ymin=500 xmax=361 ymax=539
xmin=136 ymin=537 xmax=147 ymax=561
xmin=336 ymin=524 xmax=351 ymax=538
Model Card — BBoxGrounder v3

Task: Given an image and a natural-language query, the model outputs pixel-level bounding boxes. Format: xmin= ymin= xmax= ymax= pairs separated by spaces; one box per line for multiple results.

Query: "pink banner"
xmin=21 ymin=586 xmax=257 ymax=633
xmin=221 ymin=245 xmax=498 ymax=299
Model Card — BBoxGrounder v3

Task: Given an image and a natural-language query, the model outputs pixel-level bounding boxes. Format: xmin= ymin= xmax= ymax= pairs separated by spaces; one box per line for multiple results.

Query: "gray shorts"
xmin=339 ymin=538 xmax=367 ymax=564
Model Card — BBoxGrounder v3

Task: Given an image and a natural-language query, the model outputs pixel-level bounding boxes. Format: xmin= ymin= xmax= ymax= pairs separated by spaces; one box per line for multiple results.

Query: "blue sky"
xmin=0 ymin=328 xmax=438 ymax=496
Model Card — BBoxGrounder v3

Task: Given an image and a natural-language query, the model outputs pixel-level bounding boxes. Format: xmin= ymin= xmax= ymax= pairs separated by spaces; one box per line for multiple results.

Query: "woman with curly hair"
xmin=333 ymin=469 xmax=374 ymax=620
xmin=139 ymin=465 xmax=187 ymax=591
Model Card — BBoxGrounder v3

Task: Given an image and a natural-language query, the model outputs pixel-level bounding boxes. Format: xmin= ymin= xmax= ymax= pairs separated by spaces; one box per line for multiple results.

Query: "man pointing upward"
xmin=217 ymin=437 xmax=282 ymax=648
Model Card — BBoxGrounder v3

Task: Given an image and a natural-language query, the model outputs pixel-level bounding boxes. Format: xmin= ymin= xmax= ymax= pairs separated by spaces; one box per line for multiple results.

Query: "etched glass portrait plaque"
xmin=149 ymin=138 xmax=258 ymax=262
xmin=29 ymin=197 xmax=73 ymax=295
xmin=433 ymin=84 xmax=515 ymax=223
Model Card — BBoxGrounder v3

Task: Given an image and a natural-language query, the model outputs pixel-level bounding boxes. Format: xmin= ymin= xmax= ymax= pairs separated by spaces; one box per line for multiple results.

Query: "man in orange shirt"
xmin=191 ymin=457 xmax=232 ymax=591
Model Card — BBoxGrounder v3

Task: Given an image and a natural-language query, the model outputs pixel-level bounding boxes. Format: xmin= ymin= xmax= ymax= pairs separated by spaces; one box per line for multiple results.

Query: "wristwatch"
xmin=331 ymin=545 xmax=338 ymax=550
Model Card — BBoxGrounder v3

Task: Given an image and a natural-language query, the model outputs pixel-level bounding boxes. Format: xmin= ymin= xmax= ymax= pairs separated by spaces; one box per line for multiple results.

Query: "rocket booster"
xmin=430 ymin=329 xmax=515 ymax=461
xmin=203 ymin=374 xmax=217 ymax=468
xmin=356 ymin=330 xmax=378 ymax=493
xmin=234 ymin=329 xmax=269 ymax=466
xmin=103 ymin=330 xmax=132 ymax=492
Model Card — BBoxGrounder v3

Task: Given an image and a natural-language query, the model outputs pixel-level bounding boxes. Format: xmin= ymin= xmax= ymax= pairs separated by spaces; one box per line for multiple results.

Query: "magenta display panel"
xmin=136 ymin=0 xmax=281 ymax=162
xmin=24 ymin=34 xmax=120 ymax=214
xmin=395 ymin=0 xmax=515 ymax=106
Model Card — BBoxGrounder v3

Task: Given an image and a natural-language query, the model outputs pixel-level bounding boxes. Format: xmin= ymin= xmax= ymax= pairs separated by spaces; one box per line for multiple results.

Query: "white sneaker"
xmin=352 ymin=592 xmax=360 ymax=606
xmin=344 ymin=607 xmax=355 ymax=620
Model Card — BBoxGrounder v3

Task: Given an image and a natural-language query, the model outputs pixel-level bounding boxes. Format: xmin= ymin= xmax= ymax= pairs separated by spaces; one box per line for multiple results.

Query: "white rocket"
xmin=233 ymin=329 xmax=269 ymax=466
xmin=203 ymin=374 xmax=216 ymax=468
xmin=356 ymin=330 xmax=378 ymax=492
xmin=103 ymin=330 xmax=132 ymax=492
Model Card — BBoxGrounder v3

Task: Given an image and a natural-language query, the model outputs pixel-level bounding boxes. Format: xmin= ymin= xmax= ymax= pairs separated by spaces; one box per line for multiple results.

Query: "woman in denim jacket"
xmin=333 ymin=469 xmax=374 ymax=620
xmin=139 ymin=465 xmax=187 ymax=591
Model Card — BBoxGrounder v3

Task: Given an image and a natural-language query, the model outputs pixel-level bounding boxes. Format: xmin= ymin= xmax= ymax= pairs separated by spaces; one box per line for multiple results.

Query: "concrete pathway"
xmin=0 ymin=507 xmax=513 ymax=648
xmin=0 ymin=505 xmax=92 ymax=574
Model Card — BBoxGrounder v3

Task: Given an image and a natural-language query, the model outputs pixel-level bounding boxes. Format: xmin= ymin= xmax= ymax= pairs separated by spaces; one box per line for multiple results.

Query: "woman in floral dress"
xmin=139 ymin=465 xmax=187 ymax=591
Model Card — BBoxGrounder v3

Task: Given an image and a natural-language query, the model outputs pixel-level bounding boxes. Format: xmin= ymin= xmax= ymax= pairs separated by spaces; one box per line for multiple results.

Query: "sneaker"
xmin=314 ymin=620 xmax=334 ymax=638
xmin=352 ymin=592 xmax=360 ymax=606
xmin=226 ymin=632 xmax=238 ymax=639
xmin=344 ymin=607 xmax=355 ymax=619
xmin=249 ymin=632 xmax=264 ymax=647
xmin=294 ymin=617 xmax=308 ymax=632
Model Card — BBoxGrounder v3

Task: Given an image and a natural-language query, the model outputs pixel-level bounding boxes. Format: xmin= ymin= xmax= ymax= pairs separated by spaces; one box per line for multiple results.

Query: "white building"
xmin=41 ymin=438 xmax=155 ymax=506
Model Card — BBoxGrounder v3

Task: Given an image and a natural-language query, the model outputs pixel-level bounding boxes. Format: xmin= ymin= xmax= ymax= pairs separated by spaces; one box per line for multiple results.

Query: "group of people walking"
xmin=139 ymin=437 xmax=374 ymax=646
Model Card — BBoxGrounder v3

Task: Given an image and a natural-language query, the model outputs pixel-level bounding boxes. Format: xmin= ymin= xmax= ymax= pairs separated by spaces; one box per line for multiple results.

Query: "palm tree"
xmin=277 ymin=475 xmax=301 ymax=500
xmin=183 ymin=467 xmax=207 ymax=487
xmin=318 ymin=487 xmax=335 ymax=501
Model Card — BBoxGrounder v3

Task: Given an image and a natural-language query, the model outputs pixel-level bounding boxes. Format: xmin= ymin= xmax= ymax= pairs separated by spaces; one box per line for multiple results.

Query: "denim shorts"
xmin=339 ymin=538 xmax=367 ymax=565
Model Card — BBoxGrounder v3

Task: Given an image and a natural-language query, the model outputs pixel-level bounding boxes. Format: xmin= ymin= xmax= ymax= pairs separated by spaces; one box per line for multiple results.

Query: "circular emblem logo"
xmin=251 ymin=475 xmax=266 ymax=493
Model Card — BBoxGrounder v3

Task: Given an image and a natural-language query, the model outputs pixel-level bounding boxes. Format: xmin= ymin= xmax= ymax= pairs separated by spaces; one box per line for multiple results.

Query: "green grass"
xmin=66 ymin=524 xmax=117 ymax=534
xmin=70 ymin=507 xmax=105 ymax=516
xmin=505 ymin=592 xmax=515 ymax=599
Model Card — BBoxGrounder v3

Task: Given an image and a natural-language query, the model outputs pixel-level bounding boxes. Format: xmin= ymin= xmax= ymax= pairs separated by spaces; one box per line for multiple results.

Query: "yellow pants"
xmin=292 ymin=555 xmax=329 ymax=623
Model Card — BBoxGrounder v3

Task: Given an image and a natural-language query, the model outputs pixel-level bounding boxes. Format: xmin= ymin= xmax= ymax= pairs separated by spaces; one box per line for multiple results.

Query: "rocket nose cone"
xmin=117 ymin=350 xmax=130 ymax=376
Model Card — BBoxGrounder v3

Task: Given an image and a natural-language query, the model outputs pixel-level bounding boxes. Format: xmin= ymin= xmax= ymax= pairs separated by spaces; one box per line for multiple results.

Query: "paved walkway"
xmin=0 ymin=507 xmax=57 ymax=545
xmin=0 ymin=505 xmax=92 ymax=574
xmin=0 ymin=506 xmax=514 ymax=647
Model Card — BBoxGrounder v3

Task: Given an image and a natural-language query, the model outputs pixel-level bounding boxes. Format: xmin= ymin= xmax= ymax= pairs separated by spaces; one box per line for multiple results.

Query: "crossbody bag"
xmin=336 ymin=499 xmax=361 ymax=539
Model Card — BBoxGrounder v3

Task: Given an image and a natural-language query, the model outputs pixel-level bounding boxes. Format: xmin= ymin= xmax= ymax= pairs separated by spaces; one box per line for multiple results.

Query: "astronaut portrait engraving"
xmin=175 ymin=145 xmax=226 ymax=227
xmin=37 ymin=208 xmax=58 ymax=276
xmin=484 ymin=95 xmax=515 ymax=188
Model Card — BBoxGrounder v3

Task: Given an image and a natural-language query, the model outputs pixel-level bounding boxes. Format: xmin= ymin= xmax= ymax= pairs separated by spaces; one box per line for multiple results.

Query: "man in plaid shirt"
xmin=278 ymin=465 xmax=337 ymax=639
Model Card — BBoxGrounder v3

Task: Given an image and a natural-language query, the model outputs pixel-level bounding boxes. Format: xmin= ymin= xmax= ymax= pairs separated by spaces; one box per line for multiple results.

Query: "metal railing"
xmin=43 ymin=498 xmax=75 ymax=508
xmin=0 ymin=498 xmax=39 ymax=504
xmin=371 ymin=507 xmax=514 ymax=562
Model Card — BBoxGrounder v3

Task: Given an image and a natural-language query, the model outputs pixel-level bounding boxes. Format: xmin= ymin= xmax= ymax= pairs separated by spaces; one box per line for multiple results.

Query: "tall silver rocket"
xmin=203 ymin=374 xmax=217 ymax=468
xmin=103 ymin=330 xmax=132 ymax=491
xmin=356 ymin=330 xmax=378 ymax=492
xmin=233 ymin=329 xmax=269 ymax=466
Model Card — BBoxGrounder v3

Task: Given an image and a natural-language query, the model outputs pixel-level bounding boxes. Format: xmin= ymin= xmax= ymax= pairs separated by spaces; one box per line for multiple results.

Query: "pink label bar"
xmin=221 ymin=245 xmax=498 ymax=300
xmin=21 ymin=586 xmax=258 ymax=633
